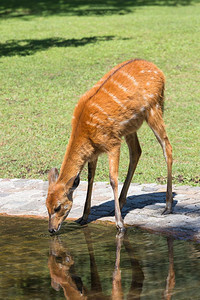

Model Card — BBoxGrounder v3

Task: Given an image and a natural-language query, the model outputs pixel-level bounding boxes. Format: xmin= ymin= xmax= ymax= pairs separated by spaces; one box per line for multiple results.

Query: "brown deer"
xmin=46 ymin=59 xmax=173 ymax=234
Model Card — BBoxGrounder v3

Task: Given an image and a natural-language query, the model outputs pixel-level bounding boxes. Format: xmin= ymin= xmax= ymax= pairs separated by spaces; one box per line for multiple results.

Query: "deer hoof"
xmin=76 ymin=217 xmax=88 ymax=225
xmin=162 ymin=207 xmax=172 ymax=215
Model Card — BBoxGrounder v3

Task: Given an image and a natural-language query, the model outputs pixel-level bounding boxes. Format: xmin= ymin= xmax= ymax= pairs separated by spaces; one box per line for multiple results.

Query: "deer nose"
xmin=49 ymin=228 xmax=56 ymax=234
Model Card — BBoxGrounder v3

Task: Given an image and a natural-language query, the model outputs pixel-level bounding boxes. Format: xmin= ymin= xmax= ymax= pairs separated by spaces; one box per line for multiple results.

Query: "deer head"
xmin=46 ymin=168 xmax=80 ymax=234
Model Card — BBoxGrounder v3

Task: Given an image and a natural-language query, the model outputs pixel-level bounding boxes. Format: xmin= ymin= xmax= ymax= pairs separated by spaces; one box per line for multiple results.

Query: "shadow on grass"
xmin=0 ymin=36 xmax=119 ymax=57
xmin=0 ymin=0 xmax=198 ymax=18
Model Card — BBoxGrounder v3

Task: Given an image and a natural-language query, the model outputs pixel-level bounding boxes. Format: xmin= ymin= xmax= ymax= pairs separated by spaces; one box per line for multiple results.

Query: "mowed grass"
xmin=0 ymin=1 xmax=200 ymax=186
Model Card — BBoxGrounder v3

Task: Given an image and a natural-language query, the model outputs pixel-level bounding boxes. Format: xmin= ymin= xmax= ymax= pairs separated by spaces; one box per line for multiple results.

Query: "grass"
xmin=0 ymin=0 xmax=200 ymax=186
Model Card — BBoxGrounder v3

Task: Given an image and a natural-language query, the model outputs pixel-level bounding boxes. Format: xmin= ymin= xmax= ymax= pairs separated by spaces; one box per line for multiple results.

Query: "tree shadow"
xmin=0 ymin=35 xmax=119 ymax=57
xmin=0 ymin=0 xmax=198 ymax=19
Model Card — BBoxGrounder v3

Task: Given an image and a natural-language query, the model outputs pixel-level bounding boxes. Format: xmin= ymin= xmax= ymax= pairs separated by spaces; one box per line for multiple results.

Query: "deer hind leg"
xmin=77 ymin=158 xmax=97 ymax=225
xmin=147 ymin=107 xmax=173 ymax=214
xmin=108 ymin=145 xmax=125 ymax=232
xmin=119 ymin=132 xmax=142 ymax=210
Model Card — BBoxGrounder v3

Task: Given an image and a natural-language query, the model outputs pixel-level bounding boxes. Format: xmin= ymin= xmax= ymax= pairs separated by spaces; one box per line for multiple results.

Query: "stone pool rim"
xmin=0 ymin=178 xmax=200 ymax=243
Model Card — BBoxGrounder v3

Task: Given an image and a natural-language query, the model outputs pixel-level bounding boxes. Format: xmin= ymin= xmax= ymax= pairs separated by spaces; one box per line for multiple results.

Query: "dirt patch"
xmin=157 ymin=175 xmax=200 ymax=185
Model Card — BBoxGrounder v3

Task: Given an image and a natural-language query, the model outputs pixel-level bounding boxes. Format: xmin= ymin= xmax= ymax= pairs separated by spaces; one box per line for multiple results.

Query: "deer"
xmin=46 ymin=58 xmax=173 ymax=234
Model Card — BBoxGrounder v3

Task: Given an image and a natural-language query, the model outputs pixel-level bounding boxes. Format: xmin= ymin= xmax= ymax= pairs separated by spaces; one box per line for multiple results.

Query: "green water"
xmin=0 ymin=216 xmax=200 ymax=299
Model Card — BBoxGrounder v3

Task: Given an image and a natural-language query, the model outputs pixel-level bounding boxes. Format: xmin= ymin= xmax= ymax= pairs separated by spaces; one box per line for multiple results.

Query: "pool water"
xmin=0 ymin=216 xmax=200 ymax=299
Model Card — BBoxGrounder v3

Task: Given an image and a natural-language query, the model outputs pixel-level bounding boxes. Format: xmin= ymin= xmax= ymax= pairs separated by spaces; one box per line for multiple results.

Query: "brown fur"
xmin=46 ymin=59 xmax=173 ymax=233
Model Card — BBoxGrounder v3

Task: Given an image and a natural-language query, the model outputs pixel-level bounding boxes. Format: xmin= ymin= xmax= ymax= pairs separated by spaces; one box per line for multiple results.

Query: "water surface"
xmin=0 ymin=216 xmax=200 ymax=299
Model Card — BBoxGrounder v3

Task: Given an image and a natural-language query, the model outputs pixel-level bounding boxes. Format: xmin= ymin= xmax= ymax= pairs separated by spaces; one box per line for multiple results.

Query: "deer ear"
xmin=72 ymin=174 xmax=80 ymax=191
xmin=48 ymin=168 xmax=59 ymax=184
xmin=66 ymin=174 xmax=80 ymax=193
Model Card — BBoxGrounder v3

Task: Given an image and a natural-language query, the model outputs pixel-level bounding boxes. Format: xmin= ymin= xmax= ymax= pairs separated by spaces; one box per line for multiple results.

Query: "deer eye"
xmin=54 ymin=205 xmax=61 ymax=213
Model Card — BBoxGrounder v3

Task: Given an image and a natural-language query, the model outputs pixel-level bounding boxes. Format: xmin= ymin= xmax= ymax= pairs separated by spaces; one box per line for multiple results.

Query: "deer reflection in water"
xmin=48 ymin=228 xmax=175 ymax=299
xmin=163 ymin=237 xmax=175 ymax=300
xmin=48 ymin=238 xmax=86 ymax=299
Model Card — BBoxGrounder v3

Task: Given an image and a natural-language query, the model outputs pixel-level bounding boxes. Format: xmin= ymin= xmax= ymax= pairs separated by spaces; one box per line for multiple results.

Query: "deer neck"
xmin=57 ymin=134 xmax=93 ymax=183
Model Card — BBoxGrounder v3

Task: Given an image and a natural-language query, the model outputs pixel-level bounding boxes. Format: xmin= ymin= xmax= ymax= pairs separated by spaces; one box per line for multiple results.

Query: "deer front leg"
xmin=108 ymin=146 xmax=125 ymax=233
xmin=77 ymin=158 xmax=97 ymax=225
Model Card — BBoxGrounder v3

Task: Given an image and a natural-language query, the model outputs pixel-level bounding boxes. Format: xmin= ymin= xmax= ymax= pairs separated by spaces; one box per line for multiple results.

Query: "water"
xmin=0 ymin=216 xmax=200 ymax=299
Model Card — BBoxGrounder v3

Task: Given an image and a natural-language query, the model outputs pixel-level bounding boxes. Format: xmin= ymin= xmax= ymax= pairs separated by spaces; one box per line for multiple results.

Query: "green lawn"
xmin=0 ymin=0 xmax=199 ymax=186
